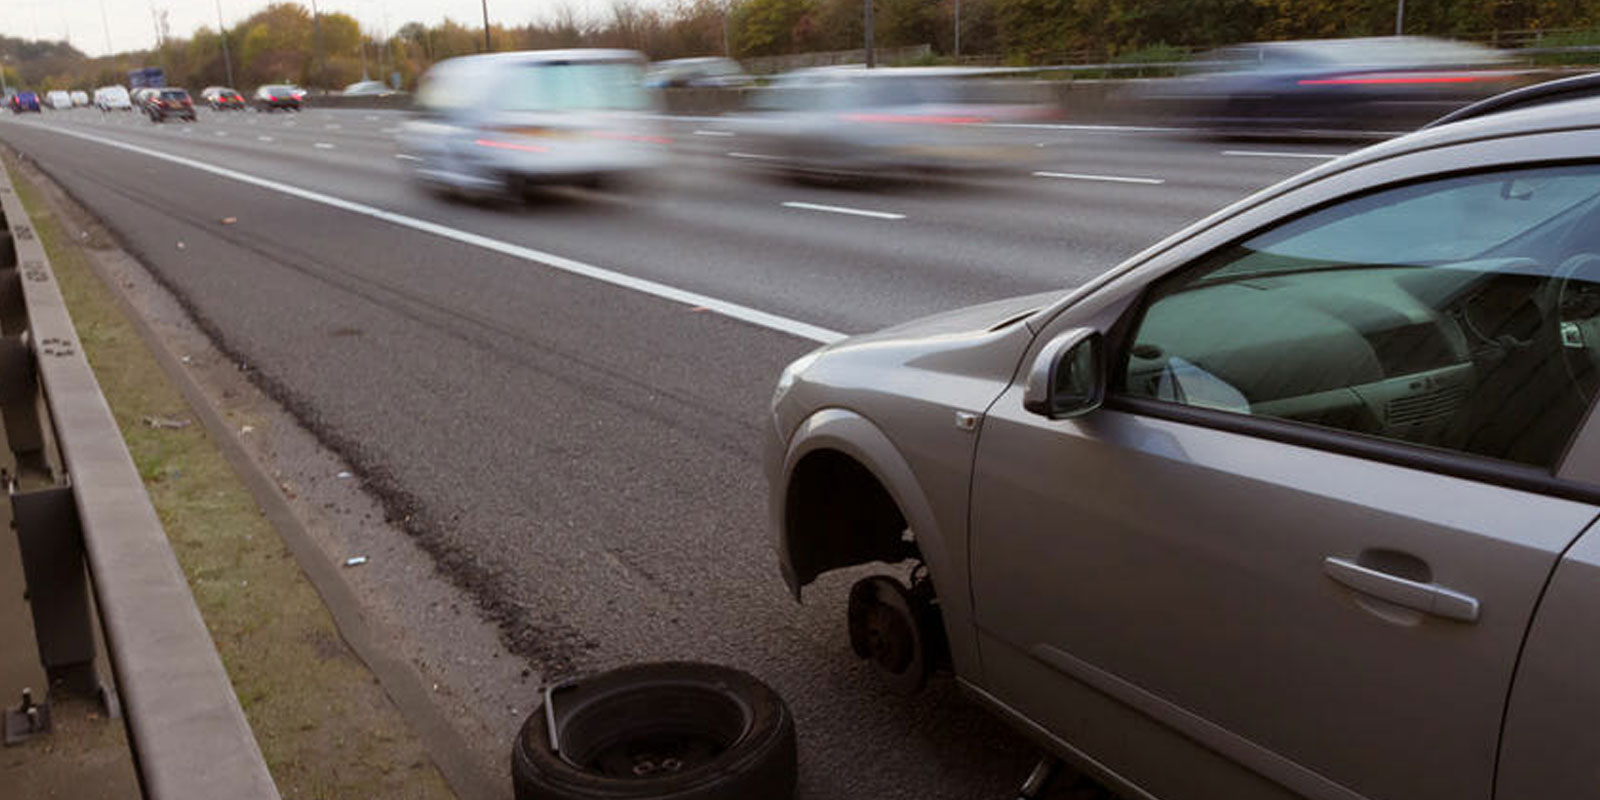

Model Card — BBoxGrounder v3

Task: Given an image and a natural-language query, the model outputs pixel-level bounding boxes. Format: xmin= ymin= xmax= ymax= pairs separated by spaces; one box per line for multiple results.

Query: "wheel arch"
xmin=775 ymin=409 xmax=958 ymax=612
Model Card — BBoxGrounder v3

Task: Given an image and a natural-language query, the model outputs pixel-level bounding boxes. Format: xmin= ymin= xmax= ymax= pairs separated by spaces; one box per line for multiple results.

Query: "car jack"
xmin=1017 ymin=756 xmax=1061 ymax=799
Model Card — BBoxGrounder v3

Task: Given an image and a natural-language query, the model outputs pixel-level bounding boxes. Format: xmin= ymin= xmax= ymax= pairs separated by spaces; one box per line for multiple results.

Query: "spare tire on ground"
xmin=512 ymin=662 xmax=797 ymax=800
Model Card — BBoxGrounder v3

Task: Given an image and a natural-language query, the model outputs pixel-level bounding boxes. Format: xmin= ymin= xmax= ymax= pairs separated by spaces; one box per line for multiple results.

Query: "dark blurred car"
xmin=644 ymin=57 xmax=752 ymax=89
xmin=730 ymin=67 xmax=1053 ymax=179
xmin=202 ymin=86 xmax=247 ymax=110
xmin=254 ymin=84 xmax=301 ymax=111
xmin=1146 ymin=36 xmax=1523 ymax=134
xmin=144 ymin=88 xmax=196 ymax=122
xmin=8 ymin=91 xmax=41 ymax=113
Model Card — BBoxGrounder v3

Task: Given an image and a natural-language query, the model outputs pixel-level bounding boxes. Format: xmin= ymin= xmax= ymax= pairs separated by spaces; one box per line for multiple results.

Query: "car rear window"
xmin=159 ymin=89 xmax=189 ymax=100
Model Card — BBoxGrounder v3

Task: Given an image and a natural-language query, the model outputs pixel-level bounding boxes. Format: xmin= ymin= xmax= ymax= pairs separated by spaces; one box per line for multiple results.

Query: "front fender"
xmin=770 ymin=407 xmax=981 ymax=679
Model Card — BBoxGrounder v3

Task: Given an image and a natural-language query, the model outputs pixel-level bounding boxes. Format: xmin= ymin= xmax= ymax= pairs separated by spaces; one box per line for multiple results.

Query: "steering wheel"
xmin=1552 ymin=252 xmax=1600 ymax=403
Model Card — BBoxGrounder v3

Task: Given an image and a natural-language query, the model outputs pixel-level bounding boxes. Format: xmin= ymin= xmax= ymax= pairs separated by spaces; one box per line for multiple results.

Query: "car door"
xmin=968 ymin=156 xmax=1600 ymax=800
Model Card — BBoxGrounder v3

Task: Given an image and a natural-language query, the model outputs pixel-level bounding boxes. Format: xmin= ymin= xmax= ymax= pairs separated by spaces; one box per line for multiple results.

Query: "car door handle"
xmin=1323 ymin=556 xmax=1480 ymax=623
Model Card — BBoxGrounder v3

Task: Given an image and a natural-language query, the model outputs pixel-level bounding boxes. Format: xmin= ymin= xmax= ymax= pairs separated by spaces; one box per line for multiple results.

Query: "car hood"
xmin=865 ymin=289 xmax=1065 ymax=340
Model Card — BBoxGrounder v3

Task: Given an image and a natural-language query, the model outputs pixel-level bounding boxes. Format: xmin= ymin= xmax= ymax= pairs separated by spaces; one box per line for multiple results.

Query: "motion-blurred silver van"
xmin=399 ymin=49 xmax=664 ymax=196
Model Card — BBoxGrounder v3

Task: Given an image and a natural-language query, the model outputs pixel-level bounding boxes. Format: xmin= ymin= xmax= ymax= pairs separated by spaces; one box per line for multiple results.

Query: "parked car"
xmin=144 ymin=87 xmax=196 ymax=122
xmin=341 ymin=79 xmax=392 ymax=96
xmin=398 ymin=49 xmax=666 ymax=196
xmin=1143 ymin=35 xmax=1523 ymax=133
xmin=94 ymin=85 xmax=133 ymax=111
xmin=253 ymin=84 xmax=301 ymax=111
xmin=8 ymin=91 xmax=41 ymax=113
xmin=730 ymin=67 xmax=1053 ymax=179
xmin=201 ymin=86 xmax=247 ymax=110
xmin=767 ymin=73 xmax=1600 ymax=800
xmin=44 ymin=90 xmax=72 ymax=110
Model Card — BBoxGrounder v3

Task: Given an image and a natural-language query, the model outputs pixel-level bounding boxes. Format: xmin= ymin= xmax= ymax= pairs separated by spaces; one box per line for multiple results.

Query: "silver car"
xmin=399 ymin=49 xmax=665 ymax=196
xmin=767 ymin=74 xmax=1600 ymax=800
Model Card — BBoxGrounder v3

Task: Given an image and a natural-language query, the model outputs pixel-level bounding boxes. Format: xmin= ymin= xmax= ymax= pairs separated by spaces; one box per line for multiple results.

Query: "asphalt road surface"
xmin=0 ymin=106 xmax=1353 ymax=800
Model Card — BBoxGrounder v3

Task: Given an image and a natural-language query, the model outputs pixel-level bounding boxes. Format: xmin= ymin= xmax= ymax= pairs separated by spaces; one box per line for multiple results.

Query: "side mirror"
xmin=1023 ymin=328 xmax=1105 ymax=420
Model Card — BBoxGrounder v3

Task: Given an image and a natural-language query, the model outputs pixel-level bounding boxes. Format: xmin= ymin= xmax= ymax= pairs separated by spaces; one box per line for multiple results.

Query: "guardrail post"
xmin=11 ymin=484 xmax=101 ymax=699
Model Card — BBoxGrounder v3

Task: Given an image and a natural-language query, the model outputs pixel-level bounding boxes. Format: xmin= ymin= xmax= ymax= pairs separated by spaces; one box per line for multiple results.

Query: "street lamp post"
xmin=310 ymin=0 xmax=327 ymax=91
xmin=215 ymin=0 xmax=235 ymax=88
xmin=864 ymin=0 xmax=875 ymax=68
xmin=1395 ymin=0 xmax=1405 ymax=35
xmin=954 ymin=0 xmax=961 ymax=58
xmin=481 ymin=0 xmax=491 ymax=52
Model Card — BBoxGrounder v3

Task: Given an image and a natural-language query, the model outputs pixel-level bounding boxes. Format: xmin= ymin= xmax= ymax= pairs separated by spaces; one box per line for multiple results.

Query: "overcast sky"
xmin=4 ymin=0 xmax=631 ymax=58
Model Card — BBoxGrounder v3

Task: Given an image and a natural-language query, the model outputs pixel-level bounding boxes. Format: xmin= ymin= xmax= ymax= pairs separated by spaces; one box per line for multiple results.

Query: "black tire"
xmin=512 ymin=662 xmax=796 ymax=800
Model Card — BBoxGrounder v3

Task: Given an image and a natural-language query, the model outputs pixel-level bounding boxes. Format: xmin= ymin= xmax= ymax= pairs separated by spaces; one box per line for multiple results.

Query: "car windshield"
xmin=1199 ymin=166 xmax=1600 ymax=283
xmin=159 ymin=90 xmax=189 ymax=100
xmin=494 ymin=61 xmax=647 ymax=112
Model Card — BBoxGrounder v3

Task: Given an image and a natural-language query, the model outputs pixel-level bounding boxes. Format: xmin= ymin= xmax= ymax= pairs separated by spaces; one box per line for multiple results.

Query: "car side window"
xmin=1121 ymin=164 xmax=1600 ymax=469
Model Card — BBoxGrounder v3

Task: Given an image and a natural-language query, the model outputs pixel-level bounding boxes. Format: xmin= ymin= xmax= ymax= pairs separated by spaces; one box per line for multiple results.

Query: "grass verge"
xmin=4 ymin=153 xmax=457 ymax=800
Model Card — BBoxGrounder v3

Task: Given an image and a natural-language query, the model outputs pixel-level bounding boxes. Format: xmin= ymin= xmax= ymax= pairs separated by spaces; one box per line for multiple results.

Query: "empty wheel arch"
xmin=783 ymin=449 xmax=918 ymax=589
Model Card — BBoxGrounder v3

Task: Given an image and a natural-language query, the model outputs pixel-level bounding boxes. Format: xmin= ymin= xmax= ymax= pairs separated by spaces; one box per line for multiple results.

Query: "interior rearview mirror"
xmin=1023 ymin=328 xmax=1105 ymax=419
xmin=1500 ymin=179 xmax=1535 ymax=201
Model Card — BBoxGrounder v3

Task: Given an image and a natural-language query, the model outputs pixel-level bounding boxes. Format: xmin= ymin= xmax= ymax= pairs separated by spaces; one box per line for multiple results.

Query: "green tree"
xmin=732 ymin=0 xmax=812 ymax=56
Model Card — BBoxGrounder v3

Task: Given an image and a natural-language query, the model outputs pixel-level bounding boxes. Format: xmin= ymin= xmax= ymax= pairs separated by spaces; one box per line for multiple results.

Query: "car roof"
xmin=437 ymin=48 xmax=644 ymax=69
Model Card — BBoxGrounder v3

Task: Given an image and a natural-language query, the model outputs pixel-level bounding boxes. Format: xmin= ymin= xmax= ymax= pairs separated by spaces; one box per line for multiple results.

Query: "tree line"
xmin=5 ymin=0 xmax=1600 ymax=92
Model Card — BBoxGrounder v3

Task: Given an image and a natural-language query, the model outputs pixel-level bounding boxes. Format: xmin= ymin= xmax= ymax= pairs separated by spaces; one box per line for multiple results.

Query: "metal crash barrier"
xmin=0 ymin=163 xmax=280 ymax=799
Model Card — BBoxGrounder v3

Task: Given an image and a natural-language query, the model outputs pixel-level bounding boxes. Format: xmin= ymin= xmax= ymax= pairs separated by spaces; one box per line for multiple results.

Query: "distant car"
xmin=130 ymin=87 xmax=160 ymax=109
xmin=9 ymin=91 xmax=40 ymax=113
xmin=731 ymin=67 xmax=1053 ymax=178
xmin=202 ymin=86 xmax=247 ymax=110
xmin=253 ymin=84 xmax=301 ymax=111
xmin=44 ymin=90 xmax=72 ymax=110
xmin=144 ymin=87 xmax=196 ymax=122
xmin=94 ymin=85 xmax=133 ymax=111
xmin=644 ymin=57 xmax=752 ymax=89
xmin=1146 ymin=35 xmax=1523 ymax=133
xmin=341 ymin=80 xmax=392 ymax=96
xmin=69 ymin=90 xmax=90 ymax=107
xmin=398 ymin=49 xmax=666 ymax=196
xmin=767 ymin=73 xmax=1600 ymax=800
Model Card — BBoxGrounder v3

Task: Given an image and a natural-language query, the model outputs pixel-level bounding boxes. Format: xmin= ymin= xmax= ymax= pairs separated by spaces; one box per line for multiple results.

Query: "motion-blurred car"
xmin=94 ymin=85 xmax=133 ymax=110
xmin=644 ymin=57 xmax=752 ymax=88
xmin=202 ymin=86 xmax=247 ymax=110
xmin=399 ymin=48 xmax=666 ymax=196
xmin=69 ymin=90 xmax=89 ymax=107
xmin=130 ymin=87 xmax=159 ymax=109
xmin=1146 ymin=35 xmax=1522 ymax=133
xmin=768 ymin=74 xmax=1600 ymax=800
xmin=730 ymin=67 xmax=1052 ymax=179
xmin=8 ymin=91 xmax=40 ymax=113
xmin=341 ymin=80 xmax=393 ymax=96
xmin=144 ymin=88 xmax=196 ymax=122
xmin=44 ymin=90 xmax=72 ymax=110
xmin=253 ymin=84 xmax=301 ymax=111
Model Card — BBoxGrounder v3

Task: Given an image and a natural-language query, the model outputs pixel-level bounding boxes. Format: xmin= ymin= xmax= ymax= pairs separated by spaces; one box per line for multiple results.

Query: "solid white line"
xmin=314 ymin=142 xmax=335 ymax=149
xmin=782 ymin=201 xmax=905 ymax=220
xmin=1033 ymin=171 xmax=1165 ymax=185
xmin=693 ymin=130 xmax=735 ymax=137
xmin=35 ymin=123 xmax=847 ymax=345
xmin=727 ymin=152 xmax=780 ymax=161
xmin=1222 ymin=149 xmax=1342 ymax=160
xmin=394 ymin=153 xmax=420 ymax=161
xmin=257 ymin=135 xmax=274 ymax=142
